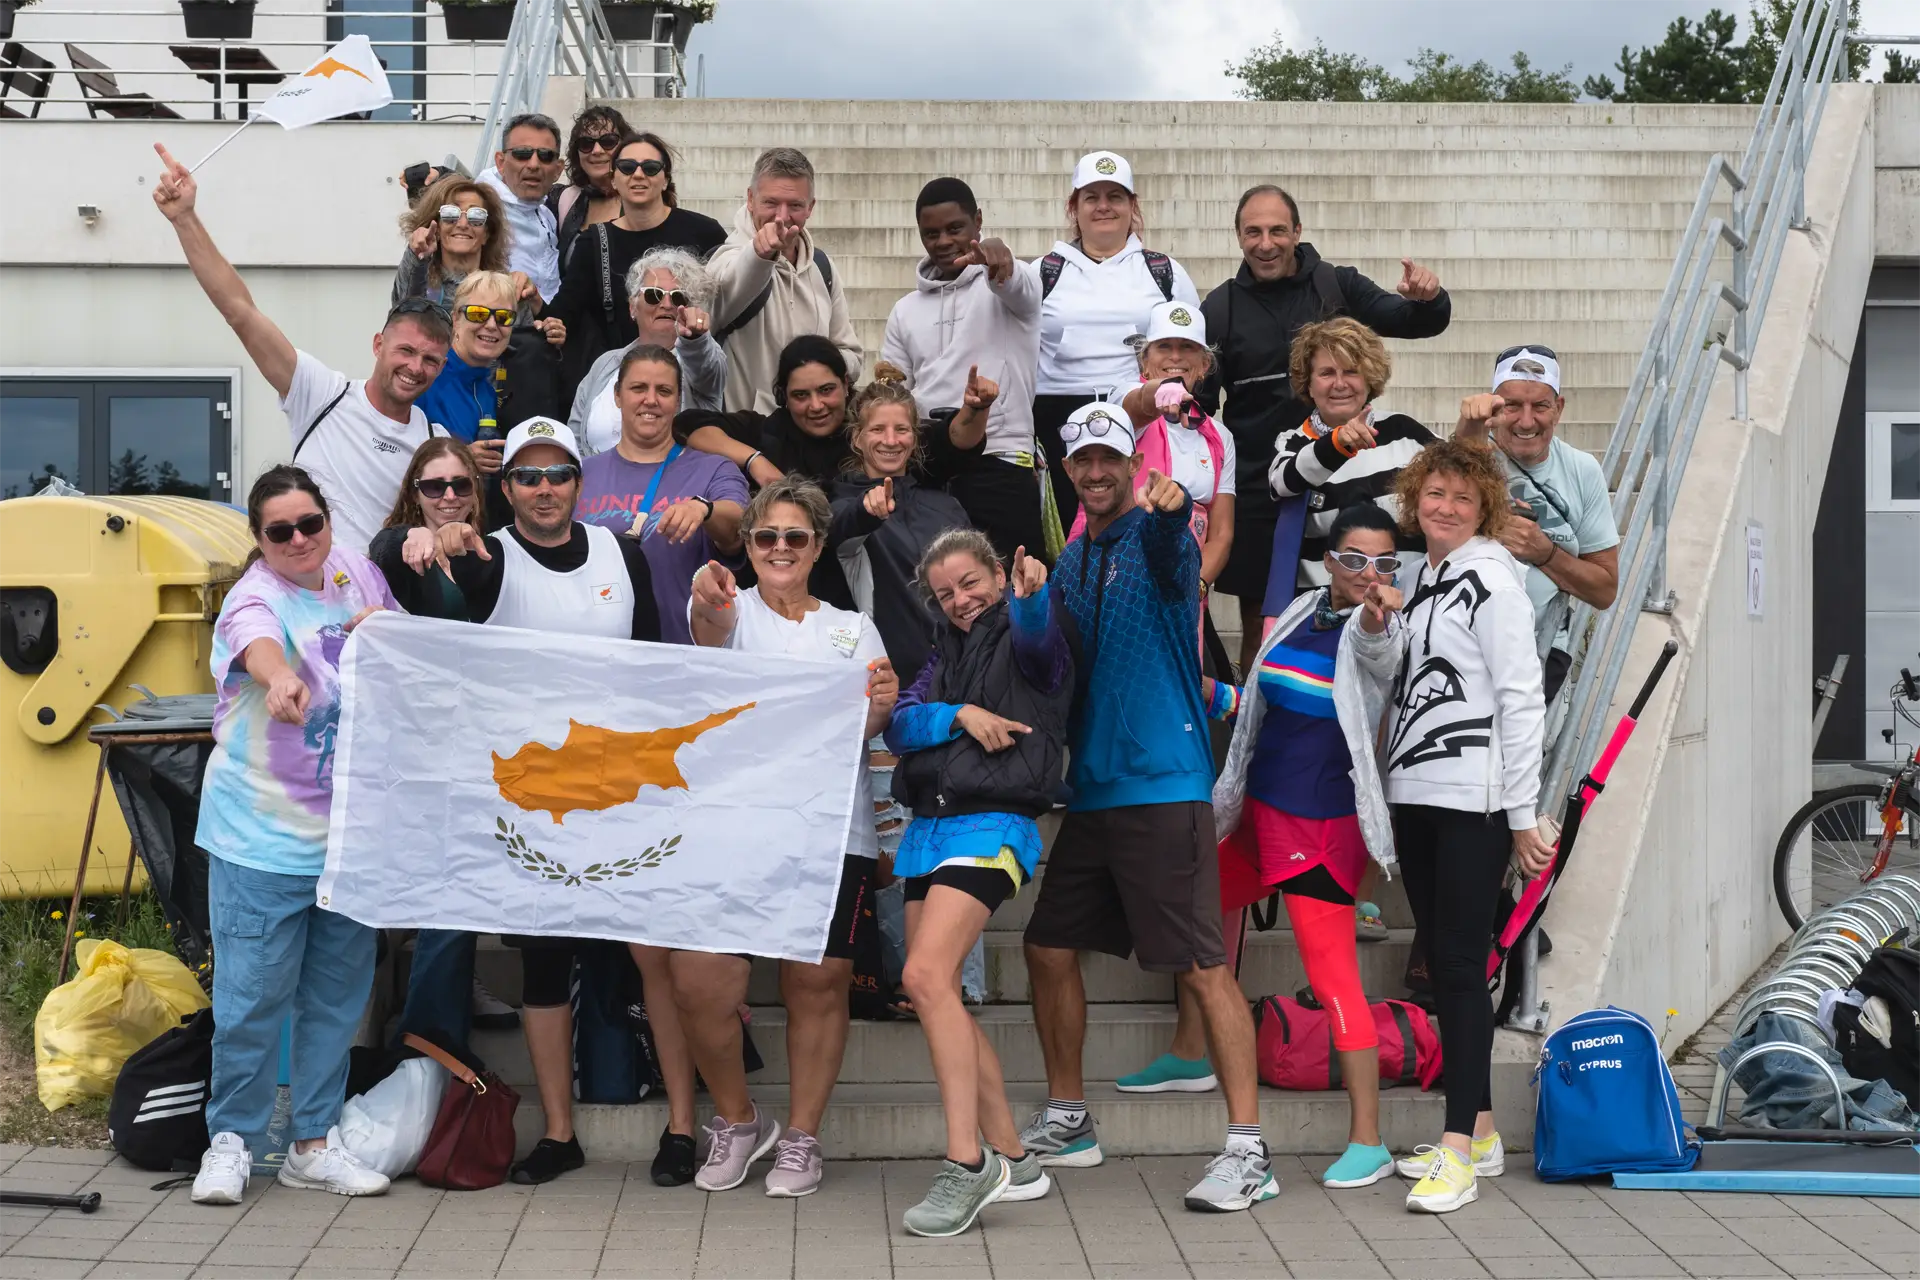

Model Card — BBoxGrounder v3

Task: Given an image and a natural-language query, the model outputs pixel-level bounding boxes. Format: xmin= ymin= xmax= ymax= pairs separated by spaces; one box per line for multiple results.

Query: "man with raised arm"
xmin=152 ymin=143 xmax=452 ymax=553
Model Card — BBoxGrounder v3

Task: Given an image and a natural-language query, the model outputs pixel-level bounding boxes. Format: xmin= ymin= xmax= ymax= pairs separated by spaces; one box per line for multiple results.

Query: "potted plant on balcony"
xmin=441 ymin=0 xmax=516 ymax=43
xmin=0 ymin=0 xmax=34 ymax=44
xmin=179 ymin=0 xmax=257 ymax=41
xmin=602 ymin=0 xmax=714 ymax=45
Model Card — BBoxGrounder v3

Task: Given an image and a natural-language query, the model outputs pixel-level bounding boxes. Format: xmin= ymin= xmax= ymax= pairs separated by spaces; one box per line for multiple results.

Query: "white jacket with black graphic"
xmin=1380 ymin=536 xmax=1546 ymax=830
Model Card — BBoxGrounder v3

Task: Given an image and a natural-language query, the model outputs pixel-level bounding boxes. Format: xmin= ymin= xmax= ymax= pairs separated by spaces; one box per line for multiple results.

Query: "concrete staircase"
xmin=453 ymin=853 xmax=1443 ymax=1161
xmin=608 ymin=99 xmax=1758 ymax=457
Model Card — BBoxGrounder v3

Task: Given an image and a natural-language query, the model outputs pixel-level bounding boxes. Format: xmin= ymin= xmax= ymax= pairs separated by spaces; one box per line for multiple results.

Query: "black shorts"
xmin=1216 ymin=508 xmax=1276 ymax=603
xmin=820 ymin=855 xmax=874 ymax=962
xmin=1543 ymin=647 xmax=1573 ymax=702
xmin=947 ymin=455 xmax=1046 ymax=566
xmin=1023 ymin=802 xmax=1225 ymax=972
xmin=905 ymin=863 xmax=1028 ymax=915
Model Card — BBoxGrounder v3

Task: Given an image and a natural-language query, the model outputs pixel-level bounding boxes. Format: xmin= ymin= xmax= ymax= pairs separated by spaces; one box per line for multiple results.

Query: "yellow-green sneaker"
xmin=1395 ymin=1131 xmax=1503 ymax=1178
xmin=1404 ymin=1145 xmax=1477 ymax=1214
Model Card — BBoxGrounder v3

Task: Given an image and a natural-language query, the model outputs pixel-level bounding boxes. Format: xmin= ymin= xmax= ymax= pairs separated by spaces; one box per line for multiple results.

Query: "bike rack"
xmin=1718 ymin=878 xmax=1918 ymax=1124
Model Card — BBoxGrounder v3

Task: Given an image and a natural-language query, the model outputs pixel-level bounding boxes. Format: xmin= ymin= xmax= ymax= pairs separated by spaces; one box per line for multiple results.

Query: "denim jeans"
xmin=394 ymin=929 xmax=475 ymax=1050
xmin=206 ymin=856 xmax=376 ymax=1143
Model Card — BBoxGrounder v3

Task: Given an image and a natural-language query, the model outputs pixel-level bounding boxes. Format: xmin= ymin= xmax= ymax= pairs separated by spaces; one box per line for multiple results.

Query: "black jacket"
xmin=1200 ymin=242 xmax=1451 ymax=519
xmin=829 ymin=473 xmax=971 ymax=684
xmin=891 ymin=599 xmax=1075 ymax=820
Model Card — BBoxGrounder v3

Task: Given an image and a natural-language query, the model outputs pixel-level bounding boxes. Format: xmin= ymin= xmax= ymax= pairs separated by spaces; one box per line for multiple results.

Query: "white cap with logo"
xmin=1491 ymin=347 xmax=1562 ymax=395
xmin=1071 ymin=150 xmax=1135 ymax=194
xmin=1060 ymin=401 xmax=1137 ymax=460
xmin=1140 ymin=300 xmax=1207 ymax=348
xmin=502 ymin=417 xmax=584 ymax=467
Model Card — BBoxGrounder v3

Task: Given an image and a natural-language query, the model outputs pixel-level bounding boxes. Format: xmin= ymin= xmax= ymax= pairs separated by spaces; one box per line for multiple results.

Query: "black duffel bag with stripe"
xmin=109 ymin=1008 xmax=214 ymax=1171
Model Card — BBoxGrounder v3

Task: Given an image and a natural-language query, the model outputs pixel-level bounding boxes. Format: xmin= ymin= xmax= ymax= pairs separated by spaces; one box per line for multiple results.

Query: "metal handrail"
xmin=1506 ymin=0 xmax=1857 ymax=1031
xmin=472 ymin=0 xmax=638 ymax=173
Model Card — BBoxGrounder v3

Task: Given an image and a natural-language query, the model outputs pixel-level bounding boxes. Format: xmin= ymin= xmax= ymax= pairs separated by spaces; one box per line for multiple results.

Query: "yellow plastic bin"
xmin=1 ymin=496 xmax=253 ymax=899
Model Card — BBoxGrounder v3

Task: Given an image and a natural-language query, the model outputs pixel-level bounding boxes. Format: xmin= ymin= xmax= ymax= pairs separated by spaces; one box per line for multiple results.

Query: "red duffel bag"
xmin=1254 ymin=994 xmax=1443 ymax=1091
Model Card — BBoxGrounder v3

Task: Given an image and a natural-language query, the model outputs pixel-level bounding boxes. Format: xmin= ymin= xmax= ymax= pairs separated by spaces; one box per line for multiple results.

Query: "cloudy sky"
xmin=683 ymin=0 xmax=1916 ymax=99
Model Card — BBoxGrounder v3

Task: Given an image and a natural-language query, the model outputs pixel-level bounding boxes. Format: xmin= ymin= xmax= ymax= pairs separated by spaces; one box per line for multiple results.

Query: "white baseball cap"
xmin=1140 ymin=300 xmax=1207 ymax=348
xmin=1059 ymin=401 xmax=1136 ymax=460
xmin=1491 ymin=346 xmax=1563 ymax=395
xmin=1071 ymin=150 xmax=1134 ymax=193
xmin=502 ymin=417 xmax=583 ymax=467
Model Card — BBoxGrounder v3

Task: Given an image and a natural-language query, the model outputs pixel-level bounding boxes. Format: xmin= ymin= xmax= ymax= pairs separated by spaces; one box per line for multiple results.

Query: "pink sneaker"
xmin=764 ymin=1128 xmax=823 ymax=1198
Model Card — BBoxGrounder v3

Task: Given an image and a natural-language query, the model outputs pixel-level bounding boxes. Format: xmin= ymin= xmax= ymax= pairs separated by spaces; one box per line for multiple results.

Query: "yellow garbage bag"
xmin=34 ymin=937 xmax=211 ymax=1112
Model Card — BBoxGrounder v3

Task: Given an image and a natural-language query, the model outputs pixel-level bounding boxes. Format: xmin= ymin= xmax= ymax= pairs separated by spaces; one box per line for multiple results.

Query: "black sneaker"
xmin=510 ymin=1135 xmax=584 ymax=1185
xmin=652 ymin=1127 xmax=695 ymax=1187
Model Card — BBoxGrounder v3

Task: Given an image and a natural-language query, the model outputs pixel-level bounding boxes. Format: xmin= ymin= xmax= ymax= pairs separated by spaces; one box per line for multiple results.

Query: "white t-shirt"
xmin=1500 ymin=437 xmax=1620 ymax=657
xmin=1161 ymin=420 xmax=1238 ymax=505
xmin=281 ymin=352 xmax=438 ymax=555
xmin=722 ymin=586 xmax=887 ymax=858
xmin=582 ymin=383 xmax=623 ymax=456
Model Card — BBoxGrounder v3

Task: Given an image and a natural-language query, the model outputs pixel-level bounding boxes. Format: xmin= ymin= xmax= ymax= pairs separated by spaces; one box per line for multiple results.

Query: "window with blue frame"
xmin=328 ymin=0 xmax=425 ymax=120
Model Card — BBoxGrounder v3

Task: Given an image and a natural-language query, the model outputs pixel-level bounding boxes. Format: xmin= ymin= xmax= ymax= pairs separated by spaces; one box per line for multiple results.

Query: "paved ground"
xmin=4 ymin=1139 xmax=1916 ymax=1280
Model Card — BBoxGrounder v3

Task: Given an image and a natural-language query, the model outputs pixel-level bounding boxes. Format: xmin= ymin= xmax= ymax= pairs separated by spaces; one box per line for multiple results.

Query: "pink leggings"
xmin=1283 ymin=893 xmax=1377 ymax=1052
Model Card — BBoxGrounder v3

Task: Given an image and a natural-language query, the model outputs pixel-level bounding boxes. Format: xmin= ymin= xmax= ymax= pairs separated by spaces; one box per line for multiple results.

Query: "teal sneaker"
xmin=902 ymin=1154 xmax=1010 ymax=1238
xmin=1322 ymin=1142 xmax=1395 ymax=1188
xmin=996 ymin=1148 xmax=1052 ymax=1202
xmin=1115 ymin=1052 xmax=1218 ymax=1093
xmin=1017 ymin=1110 xmax=1103 ymax=1167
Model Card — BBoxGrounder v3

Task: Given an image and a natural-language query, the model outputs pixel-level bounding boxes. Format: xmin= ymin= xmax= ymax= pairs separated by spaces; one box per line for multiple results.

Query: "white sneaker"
xmin=277 ymin=1130 xmax=391 ymax=1197
xmin=470 ymin=975 xmax=520 ymax=1029
xmin=190 ymin=1131 xmax=250 ymax=1205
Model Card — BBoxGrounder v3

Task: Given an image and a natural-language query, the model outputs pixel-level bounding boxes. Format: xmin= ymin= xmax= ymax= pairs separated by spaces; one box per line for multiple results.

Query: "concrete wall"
xmin=1491 ymin=88 xmax=1880 ymax=1105
xmin=1875 ymin=85 xmax=1920 ymax=259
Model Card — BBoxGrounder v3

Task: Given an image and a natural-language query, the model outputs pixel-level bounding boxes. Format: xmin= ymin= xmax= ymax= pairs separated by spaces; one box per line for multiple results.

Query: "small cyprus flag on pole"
xmin=189 ymin=35 xmax=394 ymax=172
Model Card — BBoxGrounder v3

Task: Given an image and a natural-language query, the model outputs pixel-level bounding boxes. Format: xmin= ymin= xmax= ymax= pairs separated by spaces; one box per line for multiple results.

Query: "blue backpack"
xmin=1534 ymin=1007 xmax=1700 ymax=1180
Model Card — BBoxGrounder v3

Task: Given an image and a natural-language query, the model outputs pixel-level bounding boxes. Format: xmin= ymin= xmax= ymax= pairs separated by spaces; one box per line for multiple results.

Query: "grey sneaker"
xmin=996 ymin=1148 xmax=1052 ymax=1203
xmin=694 ymin=1106 xmax=781 ymax=1192
xmin=902 ymin=1155 xmax=1011 ymax=1238
xmin=763 ymin=1128 xmax=823 ymax=1198
xmin=1017 ymin=1110 xmax=1103 ymax=1167
xmin=1183 ymin=1143 xmax=1280 ymax=1212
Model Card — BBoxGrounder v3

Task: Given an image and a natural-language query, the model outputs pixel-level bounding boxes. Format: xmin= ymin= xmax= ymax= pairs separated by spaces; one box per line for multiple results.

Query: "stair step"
xmin=466 ymin=927 xmax=1414 ymax=1014
xmin=635 ymin=99 xmax=1756 ymax=128
xmin=511 ymin=1081 xmax=1446 ymax=1160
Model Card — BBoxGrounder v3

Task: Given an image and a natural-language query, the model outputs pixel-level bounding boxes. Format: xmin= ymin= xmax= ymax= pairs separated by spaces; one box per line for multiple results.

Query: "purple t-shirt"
xmin=195 ymin=548 xmax=399 ymax=875
xmin=577 ymin=447 xmax=749 ymax=645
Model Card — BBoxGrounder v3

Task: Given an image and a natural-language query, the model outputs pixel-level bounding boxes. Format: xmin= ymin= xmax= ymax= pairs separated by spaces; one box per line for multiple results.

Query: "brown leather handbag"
xmin=403 ymin=1034 xmax=520 ymax=1190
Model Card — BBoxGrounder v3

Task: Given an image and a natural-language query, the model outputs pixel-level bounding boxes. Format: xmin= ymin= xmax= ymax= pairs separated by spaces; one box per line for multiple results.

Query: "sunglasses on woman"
xmin=748 ymin=527 xmax=815 ymax=552
xmin=579 ymin=134 xmax=621 ymax=153
xmin=614 ymin=157 xmax=667 ymax=178
xmin=459 ymin=305 xmax=515 ymax=328
xmin=261 ymin=513 xmax=327 ymax=543
xmin=1058 ymin=408 xmax=1126 ymax=444
xmin=508 ymin=464 xmax=581 ymax=488
xmin=639 ymin=286 xmax=690 ymax=308
xmin=414 ymin=476 xmax=475 ymax=500
xmin=1328 ymin=550 xmax=1403 ymax=575
xmin=437 ymin=205 xmax=489 ymax=226
xmin=506 ymin=146 xmax=559 ymax=163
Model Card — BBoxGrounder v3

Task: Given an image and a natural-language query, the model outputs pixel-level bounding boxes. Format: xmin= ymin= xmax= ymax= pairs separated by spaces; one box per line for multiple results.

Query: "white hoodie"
xmin=1034 ymin=235 xmax=1199 ymax=396
xmin=880 ymin=258 xmax=1041 ymax=457
xmin=1381 ymin=536 xmax=1546 ymax=829
xmin=707 ymin=204 xmax=864 ymax=415
xmin=477 ymin=167 xmax=559 ymax=303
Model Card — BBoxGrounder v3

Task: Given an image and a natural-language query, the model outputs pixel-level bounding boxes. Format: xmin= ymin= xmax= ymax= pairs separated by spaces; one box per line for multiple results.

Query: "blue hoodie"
xmin=416 ymin=348 xmax=496 ymax=444
xmin=1053 ymin=493 xmax=1212 ymax=811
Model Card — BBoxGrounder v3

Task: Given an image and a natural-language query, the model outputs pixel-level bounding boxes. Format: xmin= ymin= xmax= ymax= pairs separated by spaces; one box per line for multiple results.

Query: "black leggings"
xmin=1393 ymin=804 xmax=1509 ymax=1136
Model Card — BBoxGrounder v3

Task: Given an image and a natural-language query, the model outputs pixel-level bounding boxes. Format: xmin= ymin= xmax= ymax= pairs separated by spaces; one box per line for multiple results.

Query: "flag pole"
xmin=189 ymin=117 xmax=256 ymax=175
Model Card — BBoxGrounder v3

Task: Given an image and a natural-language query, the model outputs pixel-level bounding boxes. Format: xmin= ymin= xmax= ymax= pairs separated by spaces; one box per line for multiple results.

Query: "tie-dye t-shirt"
xmin=195 ymin=548 xmax=398 ymax=876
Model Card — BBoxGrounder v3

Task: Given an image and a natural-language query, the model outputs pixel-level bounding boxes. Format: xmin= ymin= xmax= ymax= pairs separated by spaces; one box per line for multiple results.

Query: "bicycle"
xmin=1772 ymin=664 xmax=1920 ymax=930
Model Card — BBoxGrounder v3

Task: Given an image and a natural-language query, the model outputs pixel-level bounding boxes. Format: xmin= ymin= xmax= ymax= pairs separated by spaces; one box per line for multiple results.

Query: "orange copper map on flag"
xmin=492 ymin=703 xmax=756 ymax=823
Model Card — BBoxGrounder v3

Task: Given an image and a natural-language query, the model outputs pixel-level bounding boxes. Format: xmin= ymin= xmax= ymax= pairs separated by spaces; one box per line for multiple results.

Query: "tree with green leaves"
xmin=1230 ymin=39 xmax=1576 ymax=103
xmin=1745 ymin=0 xmax=1868 ymax=94
xmin=1888 ymin=51 xmax=1919 ymax=84
xmin=1582 ymin=8 xmax=1751 ymax=104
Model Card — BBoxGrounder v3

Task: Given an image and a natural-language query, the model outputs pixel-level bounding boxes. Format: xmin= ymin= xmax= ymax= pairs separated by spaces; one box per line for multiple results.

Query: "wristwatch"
xmin=695 ymin=496 xmax=715 ymax=521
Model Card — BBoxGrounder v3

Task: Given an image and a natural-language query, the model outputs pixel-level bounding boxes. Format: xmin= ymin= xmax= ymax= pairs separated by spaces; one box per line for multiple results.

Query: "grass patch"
xmin=0 ymin=891 xmax=187 ymax=1148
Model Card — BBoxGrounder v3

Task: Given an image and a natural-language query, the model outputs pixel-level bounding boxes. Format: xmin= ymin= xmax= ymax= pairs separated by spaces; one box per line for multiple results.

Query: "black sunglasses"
xmin=261 ymin=513 xmax=327 ymax=543
xmin=614 ymin=157 xmax=667 ymax=177
xmin=1496 ymin=343 xmax=1558 ymax=363
xmin=579 ymin=134 xmax=621 ymax=153
xmin=639 ymin=286 xmax=690 ymax=308
xmin=748 ymin=526 xmax=816 ymax=552
xmin=386 ymin=297 xmax=449 ymax=326
xmin=506 ymin=146 xmax=559 ymax=163
xmin=459 ymin=304 xmax=515 ymax=328
xmin=508 ymin=464 xmax=581 ymax=488
xmin=414 ymin=476 xmax=475 ymax=500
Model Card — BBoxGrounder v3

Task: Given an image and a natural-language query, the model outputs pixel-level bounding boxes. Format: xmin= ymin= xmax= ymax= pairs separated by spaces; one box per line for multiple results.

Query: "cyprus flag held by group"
xmin=320 ymin=615 xmax=871 ymax=963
